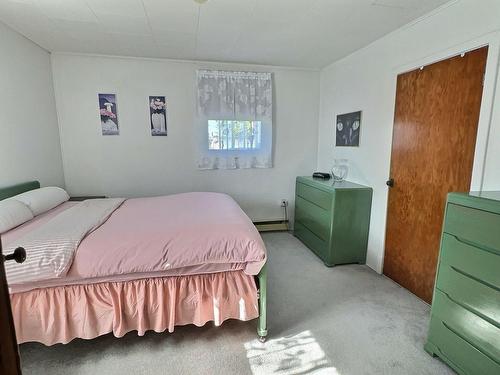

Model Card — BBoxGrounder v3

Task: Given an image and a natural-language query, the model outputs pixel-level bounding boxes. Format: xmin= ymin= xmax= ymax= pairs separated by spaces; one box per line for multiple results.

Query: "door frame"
xmin=379 ymin=32 xmax=500 ymax=275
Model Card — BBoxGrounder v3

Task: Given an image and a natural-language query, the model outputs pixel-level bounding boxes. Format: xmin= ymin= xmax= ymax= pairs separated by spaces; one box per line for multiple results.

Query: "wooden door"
xmin=384 ymin=46 xmax=488 ymax=303
xmin=0 ymin=237 xmax=22 ymax=375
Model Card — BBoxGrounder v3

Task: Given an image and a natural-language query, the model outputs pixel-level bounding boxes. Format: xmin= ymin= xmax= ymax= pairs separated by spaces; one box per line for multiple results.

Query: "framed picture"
xmin=149 ymin=96 xmax=167 ymax=136
xmin=98 ymin=93 xmax=119 ymax=135
xmin=336 ymin=111 xmax=361 ymax=147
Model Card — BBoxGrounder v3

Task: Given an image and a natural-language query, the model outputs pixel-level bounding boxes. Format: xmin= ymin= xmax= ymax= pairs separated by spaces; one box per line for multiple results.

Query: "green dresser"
xmin=425 ymin=192 xmax=500 ymax=375
xmin=294 ymin=176 xmax=372 ymax=266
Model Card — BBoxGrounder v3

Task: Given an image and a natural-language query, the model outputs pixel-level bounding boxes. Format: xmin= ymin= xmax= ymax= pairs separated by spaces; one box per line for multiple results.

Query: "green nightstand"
xmin=294 ymin=176 xmax=372 ymax=266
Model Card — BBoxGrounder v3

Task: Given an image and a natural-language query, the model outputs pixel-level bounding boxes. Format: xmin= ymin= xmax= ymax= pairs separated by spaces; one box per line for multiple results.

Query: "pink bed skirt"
xmin=10 ymin=271 xmax=259 ymax=346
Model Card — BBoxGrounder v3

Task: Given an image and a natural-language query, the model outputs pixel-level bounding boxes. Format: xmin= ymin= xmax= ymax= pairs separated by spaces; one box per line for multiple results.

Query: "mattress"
xmin=4 ymin=192 xmax=267 ymax=293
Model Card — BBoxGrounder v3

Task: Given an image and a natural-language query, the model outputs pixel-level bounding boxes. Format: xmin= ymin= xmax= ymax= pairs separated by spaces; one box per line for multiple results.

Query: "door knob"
xmin=3 ymin=247 xmax=26 ymax=264
xmin=386 ymin=178 xmax=394 ymax=188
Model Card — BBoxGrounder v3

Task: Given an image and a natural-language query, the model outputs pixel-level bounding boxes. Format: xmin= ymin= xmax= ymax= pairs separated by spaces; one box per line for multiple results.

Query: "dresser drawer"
xmin=431 ymin=289 xmax=500 ymax=364
xmin=444 ymin=203 xmax=500 ymax=252
xmin=295 ymin=196 xmax=331 ymax=241
xmin=436 ymin=234 xmax=500 ymax=325
xmin=296 ymin=182 xmax=333 ymax=211
xmin=427 ymin=313 xmax=500 ymax=375
xmin=294 ymin=221 xmax=328 ymax=261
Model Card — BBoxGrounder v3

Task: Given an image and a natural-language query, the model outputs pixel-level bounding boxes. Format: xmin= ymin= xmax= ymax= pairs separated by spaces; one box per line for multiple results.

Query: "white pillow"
xmin=0 ymin=199 xmax=34 ymax=233
xmin=12 ymin=187 xmax=69 ymax=216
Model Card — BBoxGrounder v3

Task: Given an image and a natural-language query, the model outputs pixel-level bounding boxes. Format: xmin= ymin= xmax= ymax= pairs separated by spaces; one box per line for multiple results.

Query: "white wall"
xmin=52 ymin=53 xmax=320 ymax=221
xmin=0 ymin=22 xmax=64 ymax=188
xmin=317 ymin=0 xmax=500 ymax=273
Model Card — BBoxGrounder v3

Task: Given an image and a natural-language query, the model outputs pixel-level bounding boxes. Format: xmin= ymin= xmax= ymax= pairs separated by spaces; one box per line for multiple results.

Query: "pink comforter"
xmin=6 ymin=192 xmax=266 ymax=293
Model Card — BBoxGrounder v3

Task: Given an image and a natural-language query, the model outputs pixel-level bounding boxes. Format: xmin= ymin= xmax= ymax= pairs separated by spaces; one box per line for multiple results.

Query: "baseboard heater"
xmin=253 ymin=220 xmax=289 ymax=232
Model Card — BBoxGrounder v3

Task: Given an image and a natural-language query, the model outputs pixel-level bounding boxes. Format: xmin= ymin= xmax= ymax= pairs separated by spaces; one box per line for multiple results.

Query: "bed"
xmin=0 ymin=181 xmax=268 ymax=345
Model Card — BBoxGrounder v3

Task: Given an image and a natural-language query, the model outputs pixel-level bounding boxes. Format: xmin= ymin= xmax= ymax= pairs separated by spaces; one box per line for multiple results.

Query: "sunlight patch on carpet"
xmin=244 ymin=330 xmax=340 ymax=374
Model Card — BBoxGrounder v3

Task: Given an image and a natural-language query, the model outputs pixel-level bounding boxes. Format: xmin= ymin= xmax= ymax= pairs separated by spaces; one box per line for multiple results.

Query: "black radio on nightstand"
xmin=312 ymin=172 xmax=331 ymax=180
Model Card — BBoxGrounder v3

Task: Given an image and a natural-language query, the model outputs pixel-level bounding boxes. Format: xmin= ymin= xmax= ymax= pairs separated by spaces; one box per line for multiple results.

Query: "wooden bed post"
xmin=257 ymin=263 xmax=267 ymax=342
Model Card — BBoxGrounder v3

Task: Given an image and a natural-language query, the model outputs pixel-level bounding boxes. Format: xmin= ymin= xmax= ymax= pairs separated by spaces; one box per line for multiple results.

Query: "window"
xmin=196 ymin=70 xmax=273 ymax=169
xmin=208 ymin=120 xmax=262 ymax=150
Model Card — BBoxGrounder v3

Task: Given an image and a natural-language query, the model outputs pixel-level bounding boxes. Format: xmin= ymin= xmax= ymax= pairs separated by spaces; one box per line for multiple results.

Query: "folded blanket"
xmin=5 ymin=198 xmax=124 ymax=286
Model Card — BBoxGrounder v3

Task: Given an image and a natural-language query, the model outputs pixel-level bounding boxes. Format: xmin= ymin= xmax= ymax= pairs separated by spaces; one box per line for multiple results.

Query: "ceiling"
xmin=0 ymin=0 xmax=450 ymax=68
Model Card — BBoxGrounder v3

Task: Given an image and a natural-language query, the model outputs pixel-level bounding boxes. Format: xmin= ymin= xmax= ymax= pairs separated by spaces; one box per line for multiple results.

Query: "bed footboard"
xmin=257 ymin=263 xmax=268 ymax=342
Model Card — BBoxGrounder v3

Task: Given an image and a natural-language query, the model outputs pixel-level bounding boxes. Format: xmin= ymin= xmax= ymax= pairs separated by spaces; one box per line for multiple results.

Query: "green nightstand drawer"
xmin=436 ymin=234 xmax=500 ymax=325
xmin=295 ymin=196 xmax=331 ymax=241
xmin=444 ymin=203 xmax=500 ymax=252
xmin=430 ymin=289 xmax=500 ymax=368
xmin=296 ymin=182 xmax=332 ymax=210
xmin=426 ymin=315 xmax=500 ymax=375
xmin=294 ymin=221 xmax=328 ymax=260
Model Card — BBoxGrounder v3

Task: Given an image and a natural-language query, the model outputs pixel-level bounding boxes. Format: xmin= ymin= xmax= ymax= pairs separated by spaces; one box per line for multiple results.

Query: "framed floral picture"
xmin=336 ymin=111 xmax=361 ymax=147
xmin=149 ymin=96 xmax=167 ymax=136
xmin=98 ymin=93 xmax=119 ymax=135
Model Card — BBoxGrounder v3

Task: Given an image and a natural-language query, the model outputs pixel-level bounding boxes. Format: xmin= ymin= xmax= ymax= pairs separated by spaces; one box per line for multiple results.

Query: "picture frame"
xmin=149 ymin=96 xmax=167 ymax=136
xmin=336 ymin=111 xmax=361 ymax=147
xmin=98 ymin=93 xmax=119 ymax=135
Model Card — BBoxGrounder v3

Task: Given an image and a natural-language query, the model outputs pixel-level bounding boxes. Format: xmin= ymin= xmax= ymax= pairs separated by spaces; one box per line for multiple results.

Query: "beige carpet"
xmin=19 ymin=232 xmax=455 ymax=375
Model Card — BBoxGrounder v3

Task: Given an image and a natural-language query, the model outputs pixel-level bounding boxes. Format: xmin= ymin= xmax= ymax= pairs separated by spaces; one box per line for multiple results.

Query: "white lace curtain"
xmin=196 ymin=70 xmax=273 ymax=170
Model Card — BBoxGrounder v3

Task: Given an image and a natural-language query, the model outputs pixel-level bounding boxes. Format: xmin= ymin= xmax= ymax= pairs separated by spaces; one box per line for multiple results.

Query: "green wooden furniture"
xmin=0 ymin=181 xmax=39 ymax=201
xmin=294 ymin=176 xmax=372 ymax=266
xmin=425 ymin=192 xmax=500 ymax=375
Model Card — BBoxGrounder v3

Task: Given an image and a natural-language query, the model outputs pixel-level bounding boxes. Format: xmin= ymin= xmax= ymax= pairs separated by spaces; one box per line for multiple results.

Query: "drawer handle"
xmin=449 ymin=265 xmax=500 ymax=293
xmin=449 ymin=234 xmax=500 ymax=257
xmin=441 ymin=321 xmax=500 ymax=366
xmin=296 ymin=195 xmax=329 ymax=211
xmin=442 ymin=290 xmax=500 ymax=330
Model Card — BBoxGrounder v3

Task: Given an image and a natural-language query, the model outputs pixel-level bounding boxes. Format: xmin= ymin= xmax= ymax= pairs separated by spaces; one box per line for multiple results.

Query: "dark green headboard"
xmin=0 ymin=181 xmax=40 ymax=201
